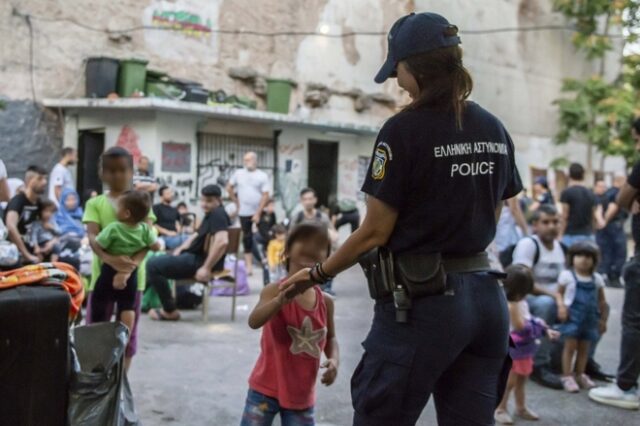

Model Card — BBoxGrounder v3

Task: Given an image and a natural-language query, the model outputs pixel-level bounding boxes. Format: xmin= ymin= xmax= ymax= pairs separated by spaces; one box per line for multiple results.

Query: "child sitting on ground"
xmin=556 ymin=241 xmax=609 ymax=393
xmin=266 ymin=224 xmax=287 ymax=284
xmin=242 ymin=223 xmax=339 ymax=426
xmin=92 ymin=190 xmax=160 ymax=334
xmin=29 ymin=199 xmax=61 ymax=261
xmin=495 ymin=264 xmax=560 ymax=425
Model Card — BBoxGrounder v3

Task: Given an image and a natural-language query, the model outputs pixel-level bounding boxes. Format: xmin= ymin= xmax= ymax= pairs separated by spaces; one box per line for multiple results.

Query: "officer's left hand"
xmin=321 ymin=358 xmax=338 ymax=386
xmin=279 ymin=268 xmax=314 ymax=299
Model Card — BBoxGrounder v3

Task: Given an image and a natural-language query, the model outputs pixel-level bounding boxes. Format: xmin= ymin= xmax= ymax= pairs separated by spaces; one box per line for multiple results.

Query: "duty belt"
xmin=364 ymin=250 xmax=497 ymax=323
xmin=441 ymin=252 xmax=492 ymax=274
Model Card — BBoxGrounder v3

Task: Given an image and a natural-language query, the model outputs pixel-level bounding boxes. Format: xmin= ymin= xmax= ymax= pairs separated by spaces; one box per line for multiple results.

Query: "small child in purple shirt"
xmin=495 ymin=264 xmax=560 ymax=425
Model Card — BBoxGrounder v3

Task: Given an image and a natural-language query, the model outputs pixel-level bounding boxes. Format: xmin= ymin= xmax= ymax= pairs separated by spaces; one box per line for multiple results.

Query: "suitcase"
xmin=0 ymin=285 xmax=70 ymax=426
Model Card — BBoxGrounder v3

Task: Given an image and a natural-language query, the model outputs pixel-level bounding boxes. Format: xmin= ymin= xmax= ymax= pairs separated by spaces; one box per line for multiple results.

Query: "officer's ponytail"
xmin=403 ymin=43 xmax=473 ymax=130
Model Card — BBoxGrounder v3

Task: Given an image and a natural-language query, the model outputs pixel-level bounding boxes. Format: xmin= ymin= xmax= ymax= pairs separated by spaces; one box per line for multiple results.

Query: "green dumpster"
xmin=117 ymin=59 xmax=148 ymax=97
xmin=266 ymin=79 xmax=294 ymax=114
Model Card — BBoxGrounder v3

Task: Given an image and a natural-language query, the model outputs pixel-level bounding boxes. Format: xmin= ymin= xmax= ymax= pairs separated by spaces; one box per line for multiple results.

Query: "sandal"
xmin=494 ymin=409 xmax=514 ymax=425
xmin=149 ymin=308 xmax=180 ymax=321
xmin=516 ymin=407 xmax=539 ymax=421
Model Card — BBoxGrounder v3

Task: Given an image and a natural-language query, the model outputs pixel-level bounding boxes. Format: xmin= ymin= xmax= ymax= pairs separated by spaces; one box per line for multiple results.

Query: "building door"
xmin=78 ymin=129 xmax=105 ymax=204
xmin=308 ymin=140 xmax=338 ymax=209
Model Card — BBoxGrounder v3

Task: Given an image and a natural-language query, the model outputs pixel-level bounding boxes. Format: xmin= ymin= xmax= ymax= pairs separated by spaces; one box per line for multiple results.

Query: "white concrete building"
xmin=1 ymin=0 xmax=625 ymax=212
xmin=43 ymin=98 xmax=376 ymax=216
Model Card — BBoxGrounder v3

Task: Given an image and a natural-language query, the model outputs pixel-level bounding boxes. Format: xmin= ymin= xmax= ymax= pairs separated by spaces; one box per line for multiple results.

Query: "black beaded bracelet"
xmin=309 ymin=264 xmax=326 ymax=284
xmin=318 ymin=262 xmax=335 ymax=280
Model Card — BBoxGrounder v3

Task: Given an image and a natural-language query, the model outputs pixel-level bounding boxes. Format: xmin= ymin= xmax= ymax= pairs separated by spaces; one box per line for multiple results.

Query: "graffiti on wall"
xmin=155 ymin=174 xmax=195 ymax=203
xmin=357 ymin=156 xmax=370 ymax=201
xmin=277 ymin=159 xmax=304 ymax=217
xmin=279 ymin=143 xmax=304 ymax=157
xmin=338 ymin=158 xmax=358 ymax=200
xmin=151 ymin=9 xmax=213 ymax=39
xmin=115 ymin=125 xmax=142 ymax=164
xmin=143 ymin=0 xmax=222 ymax=59
xmin=197 ymin=158 xmax=274 ymax=201
xmin=161 ymin=142 xmax=191 ymax=173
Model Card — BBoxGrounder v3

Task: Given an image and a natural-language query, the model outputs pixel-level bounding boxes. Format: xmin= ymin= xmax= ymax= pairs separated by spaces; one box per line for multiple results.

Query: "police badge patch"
xmin=372 ymin=142 xmax=392 ymax=180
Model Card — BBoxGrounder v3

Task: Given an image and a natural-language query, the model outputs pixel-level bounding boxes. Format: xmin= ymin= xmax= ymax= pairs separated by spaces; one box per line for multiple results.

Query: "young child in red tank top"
xmin=241 ymin=223 xmax=340 ymax=426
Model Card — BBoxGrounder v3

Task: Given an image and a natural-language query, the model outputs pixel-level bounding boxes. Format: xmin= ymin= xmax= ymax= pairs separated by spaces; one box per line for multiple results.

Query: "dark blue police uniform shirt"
xmin=361 ymin=102 xmax=523 ymax=255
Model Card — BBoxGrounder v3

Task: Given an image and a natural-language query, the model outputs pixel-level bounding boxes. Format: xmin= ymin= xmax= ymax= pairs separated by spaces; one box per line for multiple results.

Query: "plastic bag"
xmin=211 ymin=257 xmax=249 ymax=296
xmin=0 ymin=240 xmax=19 ymax=267
xmin=67 ymin=322 xmax=141 ymax=426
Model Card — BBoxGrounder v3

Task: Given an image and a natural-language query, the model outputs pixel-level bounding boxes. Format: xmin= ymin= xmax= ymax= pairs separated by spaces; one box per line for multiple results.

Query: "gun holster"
xmin=358 ymin=248 xmax=392 ymax=300
xmin=358 ymin=248 xmax=447 ymax=300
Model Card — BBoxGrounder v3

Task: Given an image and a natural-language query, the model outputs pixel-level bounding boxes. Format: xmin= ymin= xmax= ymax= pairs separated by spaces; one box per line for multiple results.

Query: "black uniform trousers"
xmin=351 ymin=272 xmax=510 ymax=426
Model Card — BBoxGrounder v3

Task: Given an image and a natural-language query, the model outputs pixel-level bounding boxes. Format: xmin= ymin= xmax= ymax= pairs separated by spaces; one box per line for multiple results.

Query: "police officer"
xmin=281 ymin=12 xmax=522 ymax=426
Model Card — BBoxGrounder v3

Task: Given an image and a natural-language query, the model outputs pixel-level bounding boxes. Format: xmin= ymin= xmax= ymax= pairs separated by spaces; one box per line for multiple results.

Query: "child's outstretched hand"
xmin=321 ymin=358 xmax=338 ymax=386
xmin=547 ymin=329 xmax=561 ymax=341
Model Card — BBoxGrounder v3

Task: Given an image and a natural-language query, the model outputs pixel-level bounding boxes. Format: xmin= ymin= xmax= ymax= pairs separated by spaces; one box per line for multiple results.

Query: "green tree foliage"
xmin=553 ymin=0 xmax=640 ymax=167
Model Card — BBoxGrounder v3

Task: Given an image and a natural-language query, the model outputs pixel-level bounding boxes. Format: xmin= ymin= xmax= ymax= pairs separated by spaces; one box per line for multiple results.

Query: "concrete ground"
xmin=129 ymin=266 xmax=638 ymax=426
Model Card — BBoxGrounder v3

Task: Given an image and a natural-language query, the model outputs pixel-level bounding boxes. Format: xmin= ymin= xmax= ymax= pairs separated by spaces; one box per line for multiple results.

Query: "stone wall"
xmin=0 ymin=98 xmax=63 ymax=177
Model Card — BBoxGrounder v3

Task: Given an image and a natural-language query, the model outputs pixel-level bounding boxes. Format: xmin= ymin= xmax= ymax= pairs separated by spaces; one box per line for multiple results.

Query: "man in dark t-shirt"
xmin=560 ymin=163 xmax=601 ymax=247
xmin=594 ymin=177 xmax=628 ymax=286
xmin=153 ymin=186 xmax=190 ymax=250
xmin=147 ymin=185 xmax=230 ymax=321
xmin=3 ymin=165 xmax=47 ymax=264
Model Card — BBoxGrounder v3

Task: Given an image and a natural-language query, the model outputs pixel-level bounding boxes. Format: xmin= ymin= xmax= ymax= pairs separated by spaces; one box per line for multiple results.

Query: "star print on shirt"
xmin=287 ymin=316 xmax=327 ymax=359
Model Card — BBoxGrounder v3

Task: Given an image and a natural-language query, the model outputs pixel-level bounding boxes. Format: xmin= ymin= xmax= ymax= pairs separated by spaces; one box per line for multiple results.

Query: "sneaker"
xmin=576 ymin=373 xmax=596 ymax=389
xmin=531 ymin=366 xmax=564 ymax=390
xmin=561 ymin=375 xmax=580 ymax=393
xmin=494 ymin=409 xmax=514 ymax=425
xmin=589 ymin=384 xmax=640 ymax=410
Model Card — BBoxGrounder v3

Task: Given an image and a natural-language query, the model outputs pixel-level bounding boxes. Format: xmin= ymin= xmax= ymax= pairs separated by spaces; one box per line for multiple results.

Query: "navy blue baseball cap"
xmin=375 ymin=12 xmax=461 ymax=83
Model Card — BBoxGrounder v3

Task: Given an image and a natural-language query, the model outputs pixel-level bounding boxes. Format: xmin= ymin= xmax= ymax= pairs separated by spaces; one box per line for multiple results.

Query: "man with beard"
xmin=49 ymin=147 xmax=77 ymax=207
xmin=4 ymin=165 xmax=48 ymax=264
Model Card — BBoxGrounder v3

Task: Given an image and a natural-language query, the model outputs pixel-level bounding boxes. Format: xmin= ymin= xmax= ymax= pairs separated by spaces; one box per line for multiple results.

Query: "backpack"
xmin=294 ymin=210 xmax=323 ymax=226
xmin=499 ymin=237 xmax=541 ymax=269
xmin=499 ymin=236 xmax=567 ymax=269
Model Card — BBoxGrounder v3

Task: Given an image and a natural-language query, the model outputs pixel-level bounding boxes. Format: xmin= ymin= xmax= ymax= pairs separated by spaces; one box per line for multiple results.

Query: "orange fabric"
xmin=0 ymin=262 xmax=85 ymax=319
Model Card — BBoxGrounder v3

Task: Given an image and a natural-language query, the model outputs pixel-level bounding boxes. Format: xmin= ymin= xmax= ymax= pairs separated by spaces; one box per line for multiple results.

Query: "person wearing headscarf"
xmin=55 ymin=188 xmax=85 ymax=237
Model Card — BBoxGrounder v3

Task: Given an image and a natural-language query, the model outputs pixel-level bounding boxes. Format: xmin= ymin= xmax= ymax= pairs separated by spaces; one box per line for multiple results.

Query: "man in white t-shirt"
xmin=226 ymin=152 xmax=270 ymax=275
xmin=512 ymin=204 xmax=565 ymax=390
xmin=48 ymin=147 xmax=76 ymax=206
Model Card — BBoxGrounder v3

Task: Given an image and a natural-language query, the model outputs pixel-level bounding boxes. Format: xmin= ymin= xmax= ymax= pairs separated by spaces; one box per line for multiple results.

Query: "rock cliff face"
xmin=0 ymin=98 xmax=62 ymax=177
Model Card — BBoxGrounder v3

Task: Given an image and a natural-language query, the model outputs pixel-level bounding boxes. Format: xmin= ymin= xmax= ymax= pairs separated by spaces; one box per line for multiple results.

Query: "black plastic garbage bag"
xmin=67 ymin=322 xmax=141 ymax=426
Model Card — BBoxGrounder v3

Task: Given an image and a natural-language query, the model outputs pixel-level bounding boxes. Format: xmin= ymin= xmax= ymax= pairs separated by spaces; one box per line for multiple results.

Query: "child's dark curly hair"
xmin=503 ymin=264 xmax=534 ymax=302
xmin=567 ymin=241 xmax=600 ymax=274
